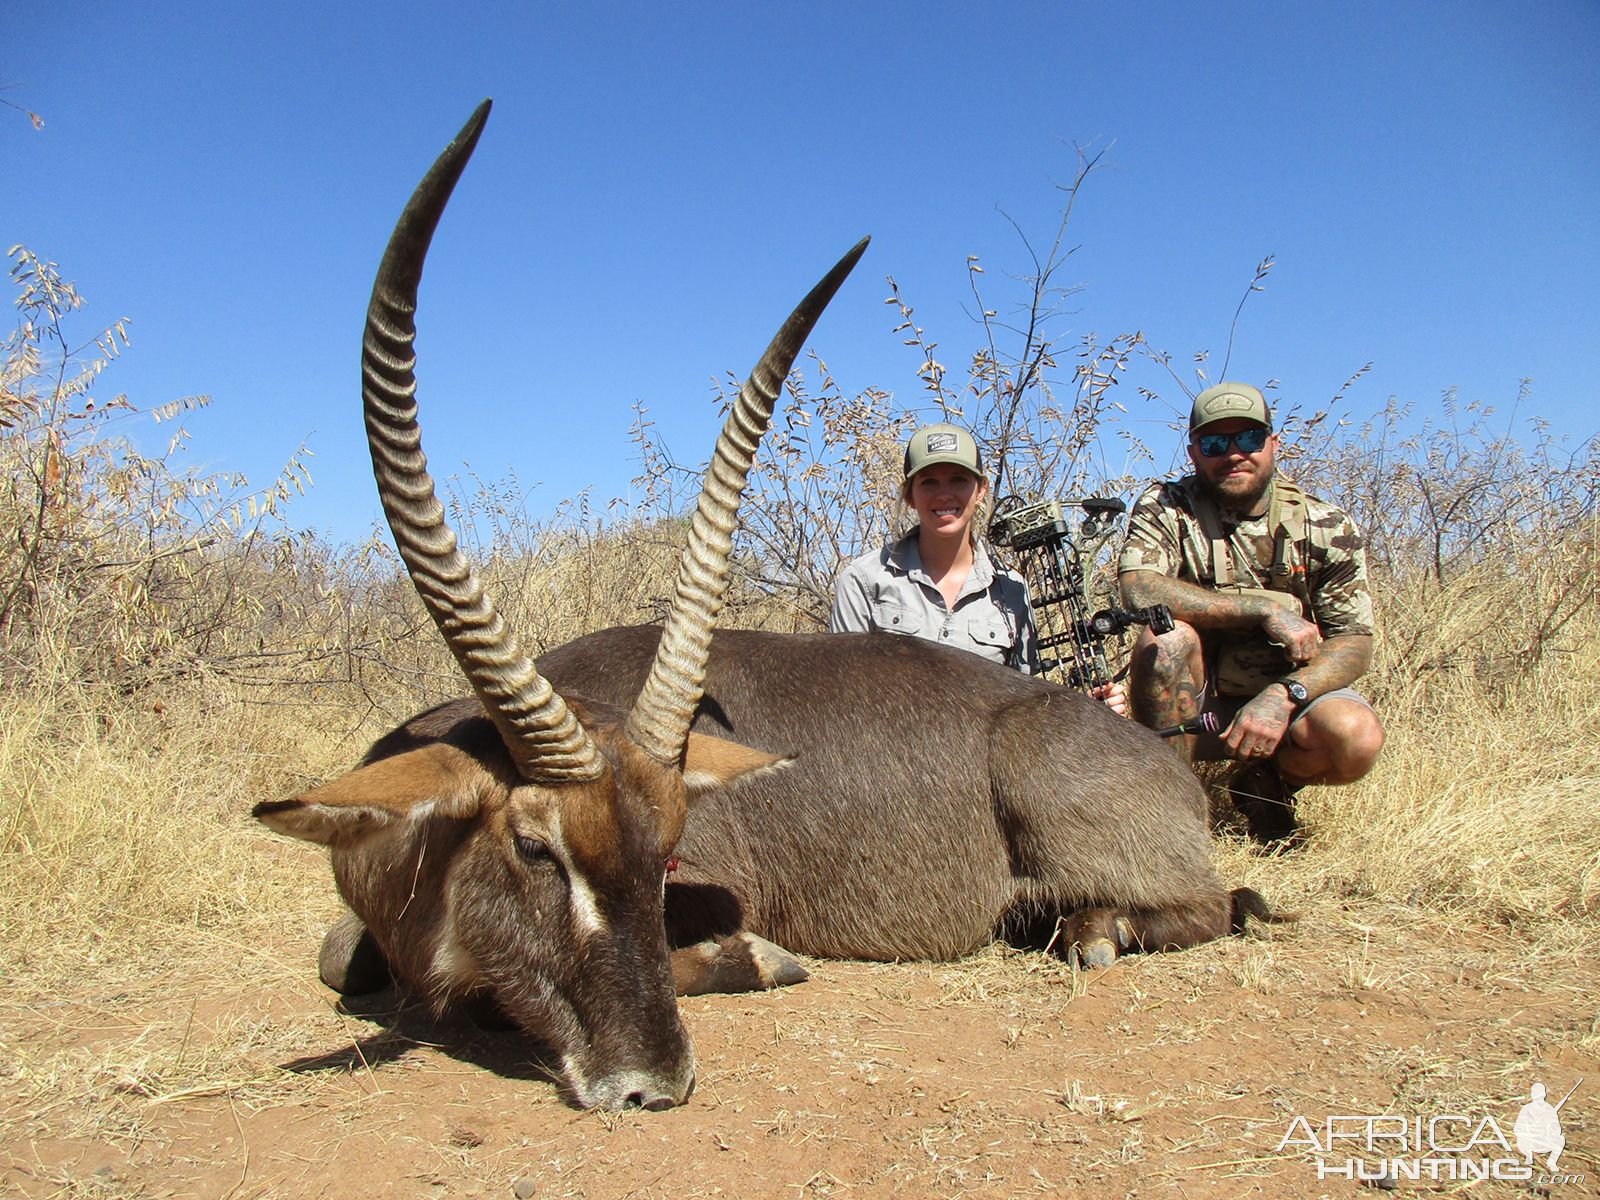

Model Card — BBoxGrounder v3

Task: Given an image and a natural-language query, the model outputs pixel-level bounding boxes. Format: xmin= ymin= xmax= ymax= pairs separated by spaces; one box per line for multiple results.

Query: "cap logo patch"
xmin=1210 ymin=393 xmax=1256 ymax=414
xmin=925 ymin=432 xmax=959 ymax=454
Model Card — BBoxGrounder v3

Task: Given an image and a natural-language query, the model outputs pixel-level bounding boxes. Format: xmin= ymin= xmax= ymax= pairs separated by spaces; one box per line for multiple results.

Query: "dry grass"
xmin=1301 ymin=545 xmax=1600 ymax=930
xmin=4 ymin=574 xmax=1595 ymax=1188
xmin=3 ymin=246 xmax=1598 ymax=1197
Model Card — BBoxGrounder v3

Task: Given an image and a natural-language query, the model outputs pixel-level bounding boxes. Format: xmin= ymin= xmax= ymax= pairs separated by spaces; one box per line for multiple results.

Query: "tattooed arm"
xmin=1121 ymin=569 xmax=1322 ymax=660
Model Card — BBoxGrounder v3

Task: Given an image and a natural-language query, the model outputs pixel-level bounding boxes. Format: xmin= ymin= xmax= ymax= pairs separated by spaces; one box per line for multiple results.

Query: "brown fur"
xmin=536 ymin=626 xmax=1266 ymax=963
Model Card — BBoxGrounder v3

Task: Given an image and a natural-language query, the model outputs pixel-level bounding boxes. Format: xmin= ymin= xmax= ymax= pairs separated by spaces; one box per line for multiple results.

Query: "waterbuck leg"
xmin=1059 ymin=888 xmax=1252 ymax=968
xmin=671 ymin=933 xmax=810 ymax=997
xmin=319 ymin=910 xmax=393 ymax=996
xmin=1100 ymin=890 xmax=1242 ymax=959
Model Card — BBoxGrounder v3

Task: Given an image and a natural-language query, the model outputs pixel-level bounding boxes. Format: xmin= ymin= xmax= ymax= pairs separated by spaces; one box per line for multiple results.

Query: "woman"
xmin=829 ymin=423 xmax=1037 ymax=671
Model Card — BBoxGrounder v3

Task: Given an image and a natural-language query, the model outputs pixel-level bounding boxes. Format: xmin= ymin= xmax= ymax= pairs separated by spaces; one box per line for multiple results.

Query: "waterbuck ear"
xmin=254 ymin=743 xmax=496 ymax=847
xmin=680 ymin=732 xmax=793 ymax=800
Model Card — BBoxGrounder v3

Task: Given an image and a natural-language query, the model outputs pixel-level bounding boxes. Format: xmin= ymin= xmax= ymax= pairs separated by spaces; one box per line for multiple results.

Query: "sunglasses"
xmin=1194 ymin=427 xmax=1270 ymax=458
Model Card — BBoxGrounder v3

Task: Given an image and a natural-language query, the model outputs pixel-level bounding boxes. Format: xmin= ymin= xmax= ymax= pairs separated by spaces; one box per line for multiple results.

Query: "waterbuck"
xmin=259 ymin=101 xmax=1267 ymax=1113
xmin=256 ymin=100 xmax=867 ymax=1110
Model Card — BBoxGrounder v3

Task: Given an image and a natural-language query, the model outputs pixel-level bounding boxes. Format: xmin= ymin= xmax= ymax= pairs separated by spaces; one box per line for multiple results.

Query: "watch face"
xmin=1285 ymin=681 xmax=1309 ymax=705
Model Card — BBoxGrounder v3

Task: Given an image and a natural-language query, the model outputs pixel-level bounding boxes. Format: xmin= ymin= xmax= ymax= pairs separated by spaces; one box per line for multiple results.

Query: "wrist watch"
xmin=1278 ymin=678 xmax=1310 ymax=710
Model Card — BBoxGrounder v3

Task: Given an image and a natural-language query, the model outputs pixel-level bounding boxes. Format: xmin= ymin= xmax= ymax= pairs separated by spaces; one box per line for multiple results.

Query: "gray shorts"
xmin=1191 ymin=685 xmax=1374 ymax=762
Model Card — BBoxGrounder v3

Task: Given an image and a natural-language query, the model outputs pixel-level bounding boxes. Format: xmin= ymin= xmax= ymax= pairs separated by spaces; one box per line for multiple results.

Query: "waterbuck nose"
xmin=593 ymin=1068 xmax=695 ymax=1112
xmin=627 ymin=1089 xmax=679 ymax=1113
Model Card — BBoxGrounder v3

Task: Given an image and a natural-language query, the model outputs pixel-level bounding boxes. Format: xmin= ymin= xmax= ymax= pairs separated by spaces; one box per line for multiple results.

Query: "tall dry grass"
xmin=1 ymin=238 xmax=1597 ymax=1020
xmin=1300 ymin=543 xmax=1600 ymax=927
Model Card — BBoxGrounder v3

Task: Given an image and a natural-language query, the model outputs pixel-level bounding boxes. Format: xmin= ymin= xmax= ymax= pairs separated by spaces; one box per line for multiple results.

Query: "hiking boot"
xmin=1229 ymin=762 xmax=1303 ymax=846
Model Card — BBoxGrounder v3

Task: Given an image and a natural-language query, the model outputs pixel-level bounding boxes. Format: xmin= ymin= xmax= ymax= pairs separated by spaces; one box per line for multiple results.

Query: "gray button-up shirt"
xmin=829 ymin=530 xmax=1038 ymax=672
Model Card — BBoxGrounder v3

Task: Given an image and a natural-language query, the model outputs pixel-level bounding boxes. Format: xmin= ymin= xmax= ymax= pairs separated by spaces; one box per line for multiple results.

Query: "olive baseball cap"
xmin=904 ymin=423 xmax=983 ymax=478
xmin=1189 ymin=382 xmax=1272 ymax=433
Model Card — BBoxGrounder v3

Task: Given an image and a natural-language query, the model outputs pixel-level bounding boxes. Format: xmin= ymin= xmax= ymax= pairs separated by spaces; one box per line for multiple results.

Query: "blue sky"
xmin=8 ymin=1 xmax=1598 ymax=546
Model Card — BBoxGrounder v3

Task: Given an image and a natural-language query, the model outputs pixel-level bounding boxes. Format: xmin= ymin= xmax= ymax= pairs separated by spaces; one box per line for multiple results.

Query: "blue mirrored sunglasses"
xmin=1195 ymin=427 xmax=1270 ymax=458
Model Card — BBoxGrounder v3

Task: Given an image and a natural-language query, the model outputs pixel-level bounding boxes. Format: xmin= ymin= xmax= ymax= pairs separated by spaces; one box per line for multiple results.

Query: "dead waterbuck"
xmin=254 ymin=100 xmax=869 ymax=1110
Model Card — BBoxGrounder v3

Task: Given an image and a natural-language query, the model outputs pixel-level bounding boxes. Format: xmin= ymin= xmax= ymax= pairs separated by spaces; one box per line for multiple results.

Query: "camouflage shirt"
xmin=1117 ymin=474 xmax=1375 ymax=640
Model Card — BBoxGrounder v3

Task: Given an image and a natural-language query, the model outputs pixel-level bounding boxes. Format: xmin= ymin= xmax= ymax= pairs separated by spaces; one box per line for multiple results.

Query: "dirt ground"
xmin=4 ymin=883 xmax=1596 ymax=1200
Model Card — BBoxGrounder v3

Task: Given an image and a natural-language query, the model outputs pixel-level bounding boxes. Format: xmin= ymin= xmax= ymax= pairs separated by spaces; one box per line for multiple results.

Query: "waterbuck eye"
xmin=514 ymin=835 xmax=551 ymax=863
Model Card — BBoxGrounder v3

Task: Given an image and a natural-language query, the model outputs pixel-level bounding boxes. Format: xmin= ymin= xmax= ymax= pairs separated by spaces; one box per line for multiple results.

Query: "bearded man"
xmin=1118 ymin=382 xmax=1385 ymax=843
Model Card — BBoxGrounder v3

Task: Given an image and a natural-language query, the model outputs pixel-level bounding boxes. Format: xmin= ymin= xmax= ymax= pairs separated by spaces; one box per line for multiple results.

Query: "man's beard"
xmin=1197 ymin=465 xmax=1273 ymax=516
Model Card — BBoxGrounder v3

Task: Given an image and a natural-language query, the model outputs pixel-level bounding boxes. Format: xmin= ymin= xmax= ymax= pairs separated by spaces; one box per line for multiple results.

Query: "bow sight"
xmin=987 ymin=495 xmax=1173 ymax=692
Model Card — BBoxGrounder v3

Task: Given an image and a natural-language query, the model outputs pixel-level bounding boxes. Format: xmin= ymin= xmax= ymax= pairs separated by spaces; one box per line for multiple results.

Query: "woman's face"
xmin=907 ymin=464 xmax=987 ymax=541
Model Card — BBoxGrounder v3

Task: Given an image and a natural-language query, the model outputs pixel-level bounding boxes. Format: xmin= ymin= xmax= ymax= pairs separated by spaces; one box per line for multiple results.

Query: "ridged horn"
xmin=362 ymin=100 xmax=603 ymax=783
xmin=624 ymin=237 xmax=870 ymax=765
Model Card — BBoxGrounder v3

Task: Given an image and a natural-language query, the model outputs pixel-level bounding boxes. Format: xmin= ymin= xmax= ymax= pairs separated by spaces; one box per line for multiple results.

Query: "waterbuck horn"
xmin=623 ymin=237 xmax=870 ymax=765
xmin=362 ymin=99 xmax=603 ymax=783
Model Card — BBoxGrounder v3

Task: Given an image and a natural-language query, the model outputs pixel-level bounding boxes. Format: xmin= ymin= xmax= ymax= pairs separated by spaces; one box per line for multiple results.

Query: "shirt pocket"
xmin=964 ymin=613 xmax=1016 ymax=656
xmin=871 ymin=596 xmax=926 ymax=636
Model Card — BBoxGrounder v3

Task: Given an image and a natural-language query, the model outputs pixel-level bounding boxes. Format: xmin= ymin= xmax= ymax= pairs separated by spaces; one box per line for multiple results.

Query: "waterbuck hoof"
xmin=318 ymin=911 xmax=393 ymax=996
xmin=737 ymin=932 xmax=810 ymax=988
xmin=1230 ymin=886 xmax=1276 ymax=932
xmin=671 ymin=932 xmax=810 ymax=995
xmin=1074 ymin=937 xmax=1119 ymax=970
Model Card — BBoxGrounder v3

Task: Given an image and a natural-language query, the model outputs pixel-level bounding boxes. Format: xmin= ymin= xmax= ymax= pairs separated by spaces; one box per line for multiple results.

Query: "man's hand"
xmin=1261 ymin=606 xmax=1322 ymax=665
xmin=1224 ymin=684 xmax=1294 ymax=760
xmin=1089 ymin=680 xmax=1129 ymax=717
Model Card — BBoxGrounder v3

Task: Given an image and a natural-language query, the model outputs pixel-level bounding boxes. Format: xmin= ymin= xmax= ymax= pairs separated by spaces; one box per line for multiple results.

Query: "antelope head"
xmin=256 ymin=100 xmax=866 ymax=1109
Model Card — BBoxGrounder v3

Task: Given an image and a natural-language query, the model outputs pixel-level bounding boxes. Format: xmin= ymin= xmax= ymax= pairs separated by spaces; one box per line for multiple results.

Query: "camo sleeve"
xmin=1117 ymin=482 xmax=1186 ymax=579
xmin=1305 ymin=500 xmax=1375 ymax=639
